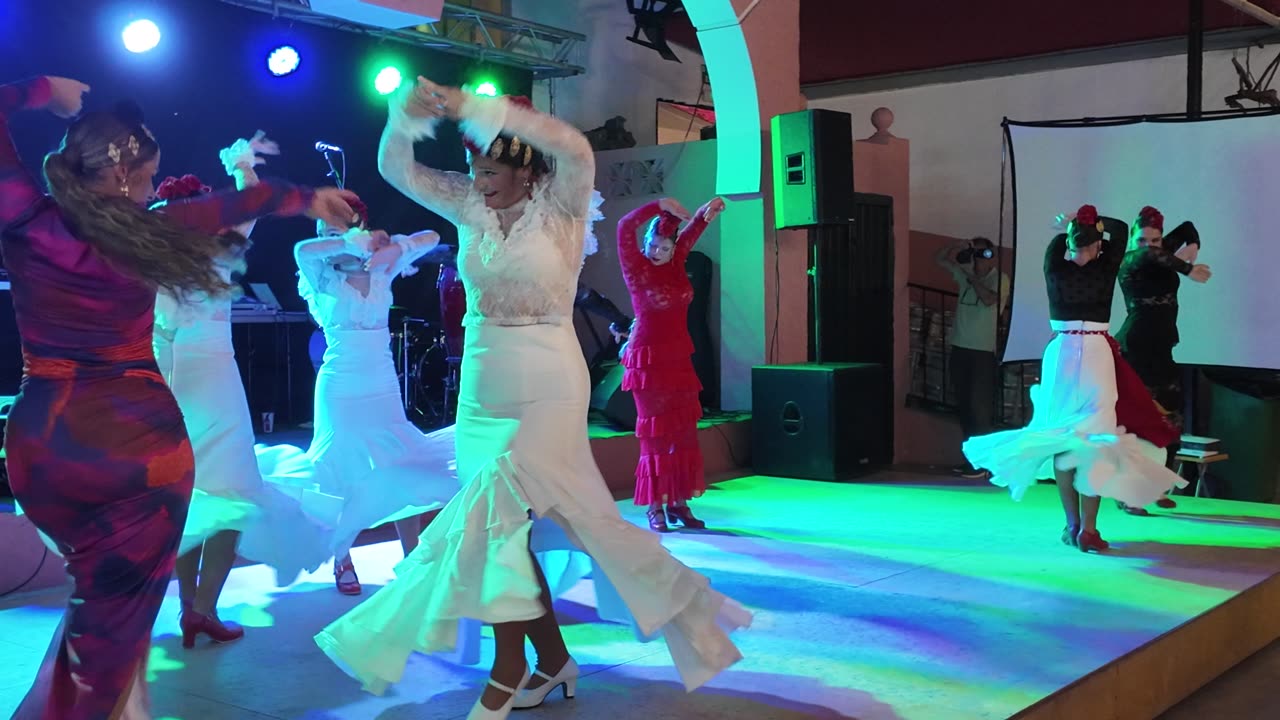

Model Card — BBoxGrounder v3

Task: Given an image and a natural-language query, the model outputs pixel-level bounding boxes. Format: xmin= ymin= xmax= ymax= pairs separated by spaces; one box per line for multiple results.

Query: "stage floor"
xmin=2 ymin=474 xmax=1278 ymax=719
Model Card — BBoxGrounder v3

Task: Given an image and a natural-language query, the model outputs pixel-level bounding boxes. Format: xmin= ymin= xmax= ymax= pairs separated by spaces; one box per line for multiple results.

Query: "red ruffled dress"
xmin=616 ymin=201 xmax=709 ymax=505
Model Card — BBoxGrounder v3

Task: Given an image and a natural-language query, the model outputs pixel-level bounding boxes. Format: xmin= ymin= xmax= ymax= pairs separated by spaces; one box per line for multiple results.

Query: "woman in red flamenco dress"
xmin=616 ymin=196 xmax=725 ymax=532
xmin=0 ymin=75 xmax=357 ymax=719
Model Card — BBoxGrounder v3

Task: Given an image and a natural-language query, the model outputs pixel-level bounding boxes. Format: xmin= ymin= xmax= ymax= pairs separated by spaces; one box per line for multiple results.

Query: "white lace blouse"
xmin=379 ymin=94 xmax=600 ymax=328
xmin=295 ymin=233 xmax=440 ymax=331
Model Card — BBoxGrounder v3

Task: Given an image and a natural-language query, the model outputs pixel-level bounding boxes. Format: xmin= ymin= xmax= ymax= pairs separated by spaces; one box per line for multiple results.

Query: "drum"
xmin=437 ymin=265 xmax=466 ymax=359
xmin=308 ymin=327 xmax=326 ymax=372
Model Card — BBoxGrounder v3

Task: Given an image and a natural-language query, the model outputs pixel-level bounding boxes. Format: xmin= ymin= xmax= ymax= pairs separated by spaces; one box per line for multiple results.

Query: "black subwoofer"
xmin=752 ymin=363 xmax=889 ymax=481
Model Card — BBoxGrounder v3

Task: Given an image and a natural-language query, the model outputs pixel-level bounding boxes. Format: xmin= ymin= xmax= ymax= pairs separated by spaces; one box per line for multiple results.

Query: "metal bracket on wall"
xmin=216 ymin=0 xmax=586 ymax=78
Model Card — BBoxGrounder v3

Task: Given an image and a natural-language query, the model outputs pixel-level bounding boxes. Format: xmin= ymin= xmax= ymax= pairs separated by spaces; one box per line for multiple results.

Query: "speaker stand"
xmin=810 ymin=233 xmax=823 ymax=364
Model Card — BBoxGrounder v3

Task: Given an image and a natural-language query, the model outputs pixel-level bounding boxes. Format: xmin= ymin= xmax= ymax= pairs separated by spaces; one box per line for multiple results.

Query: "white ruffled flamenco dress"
xmin=153 ymin=268 xmax=332 ymax=583
xmin=254 ymin=232 xmax=458 ymax=561
xmin=314 ymin=91 xmax=750 ymax=697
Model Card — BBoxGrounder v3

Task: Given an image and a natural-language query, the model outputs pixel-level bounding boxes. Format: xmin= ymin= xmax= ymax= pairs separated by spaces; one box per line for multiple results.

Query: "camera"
xmin=956 ymin=245 xmax=995 ymax=264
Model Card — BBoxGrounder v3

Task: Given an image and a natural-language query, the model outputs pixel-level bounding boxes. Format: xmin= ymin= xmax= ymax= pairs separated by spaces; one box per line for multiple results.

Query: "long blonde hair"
xmin=42 ymin=102 xmax=246 ymax=296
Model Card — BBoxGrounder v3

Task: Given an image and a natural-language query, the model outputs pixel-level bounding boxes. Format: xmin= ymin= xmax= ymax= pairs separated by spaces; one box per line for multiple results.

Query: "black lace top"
xmin=1116 ymin=221 xmax=1199 ymax=351
xmin=1044 ymin=217 xmax=1128 ymax=322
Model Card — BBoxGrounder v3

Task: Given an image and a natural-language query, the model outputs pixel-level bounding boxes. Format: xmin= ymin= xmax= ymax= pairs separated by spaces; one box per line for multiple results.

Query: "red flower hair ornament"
xmin=1137 ymin=205 xmax=1164 ymax=232
xmin=155 ymin=174 xmax=211 ymax=201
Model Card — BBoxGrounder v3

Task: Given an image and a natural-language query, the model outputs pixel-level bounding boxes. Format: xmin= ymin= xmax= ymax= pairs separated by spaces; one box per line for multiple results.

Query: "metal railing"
xmin=908 ymin=282 xmax=1038 ymax=428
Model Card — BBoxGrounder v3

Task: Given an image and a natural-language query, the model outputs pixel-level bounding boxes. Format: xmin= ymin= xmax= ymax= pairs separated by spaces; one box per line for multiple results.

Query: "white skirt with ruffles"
xmin=963 ymin=320 xmax=1185 ymax=506
xmin=314 ymin=322 xmax=750 ymax=695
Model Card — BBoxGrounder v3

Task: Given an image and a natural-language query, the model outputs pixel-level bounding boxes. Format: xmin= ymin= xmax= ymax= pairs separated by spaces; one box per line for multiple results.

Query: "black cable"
xmin=0 ymin=545 xmax=50 ymax=598
xmin=770 ymin=226 xmax=781 ymax=362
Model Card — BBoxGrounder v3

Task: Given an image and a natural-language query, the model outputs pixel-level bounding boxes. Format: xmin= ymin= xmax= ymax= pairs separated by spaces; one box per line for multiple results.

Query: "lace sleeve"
xmin=389 ymin=230 xmax=441 ymax=277
xmin=676 ymin=210 xmax=710 ymax=262
xmin=617 ymin=201 xmax=661 ymax=279
xmin=293 ymin=237 xmax=348 ymax=298
xmin=457 ymin=95 xmax=595 ymax=217
xmin=1163 ymin=221 xmax=1200 ymax=252
xmin=379 ymin=101 xmax=470 ymax=225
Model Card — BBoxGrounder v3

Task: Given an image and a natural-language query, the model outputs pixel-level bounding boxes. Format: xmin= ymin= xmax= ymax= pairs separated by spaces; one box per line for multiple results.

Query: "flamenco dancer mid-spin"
xmin=315 ymin=79 xmax=750 ymax=719
xmin=151 ymin=134 xmax=332 ymax=649
xmin=1115 ymin=205 xmax=1211 ymax=515
xmin=616 ymin=195 xmax=726 ymax=532
xmin=962 ymin=205 xmax=1187 ymax=553
xmin=0 ymin=75 xmax=356 ymax=719
xmin=256 ymin=203 xmax=456 ymax=595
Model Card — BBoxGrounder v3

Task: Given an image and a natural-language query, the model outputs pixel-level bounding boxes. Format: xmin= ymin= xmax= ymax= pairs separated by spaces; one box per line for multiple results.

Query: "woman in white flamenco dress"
xmin=314 ymin=80 xmax=751 ymax=720
xmin=150 ymin=135 xmax=333 ymax=647
xmin=254 ymin=211 xmax=458 ymax=595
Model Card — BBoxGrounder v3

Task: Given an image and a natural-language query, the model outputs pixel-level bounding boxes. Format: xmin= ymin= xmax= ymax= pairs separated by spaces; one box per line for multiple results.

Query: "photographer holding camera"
xmin=936 ymin=237 xmax=1010 ymax=478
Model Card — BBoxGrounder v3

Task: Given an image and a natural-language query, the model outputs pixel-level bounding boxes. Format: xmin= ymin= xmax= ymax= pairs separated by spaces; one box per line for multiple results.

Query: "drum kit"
xmin=387 ymin=264 xmax=466 ymax=428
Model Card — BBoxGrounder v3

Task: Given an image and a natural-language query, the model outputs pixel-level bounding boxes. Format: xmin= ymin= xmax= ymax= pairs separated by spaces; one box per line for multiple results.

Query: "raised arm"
xmin=378 ymin=91 xmax=471 ymax=225
xmin=156 ymin=179 xmax=313 ymax=235
xmin=1162 ymin=221 xmax=1200 ymax=253
xmin=675 ymin=205 xmax=714 ymax=261
xmin=617 ymin=201 xmax=662 ymax=270
xmin=1099 ymin=216 xmax=1127 ymax=274
xmin=1044 ymin=233 xmax=1069 ymax=276
xmin=456 ymin=94 xmax=595 ymax=216
xmin=388 ymin=230 xmax=441 ymax=277
xmin=0 ymin=77 xmax=53 ymax=227
xmin=219 ymin=131 xmax=280 ymax=237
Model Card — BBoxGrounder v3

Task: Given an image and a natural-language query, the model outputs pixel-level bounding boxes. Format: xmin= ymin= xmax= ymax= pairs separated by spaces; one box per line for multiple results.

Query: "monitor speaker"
xmin=770 ymin=109 xmax=855 ymax=230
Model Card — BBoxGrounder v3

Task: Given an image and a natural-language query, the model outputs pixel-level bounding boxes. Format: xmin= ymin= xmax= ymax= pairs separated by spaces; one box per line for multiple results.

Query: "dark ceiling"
xmin=800 ymin=0 xmax=1273 ymax=84
xmin=661 ymin=1 xmax=1277 ymax=85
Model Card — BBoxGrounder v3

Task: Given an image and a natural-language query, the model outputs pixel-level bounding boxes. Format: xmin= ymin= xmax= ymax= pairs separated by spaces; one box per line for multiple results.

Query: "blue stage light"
xmin=122 ymin=19 xmax=161 ymax=54
xmin=268 ymin=46 xmax=301 ymax=76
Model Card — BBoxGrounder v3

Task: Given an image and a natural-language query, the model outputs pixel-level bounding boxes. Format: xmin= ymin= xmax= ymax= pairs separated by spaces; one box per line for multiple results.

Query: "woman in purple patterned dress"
xmin=0 ymin=75 xmax=357 ymax=719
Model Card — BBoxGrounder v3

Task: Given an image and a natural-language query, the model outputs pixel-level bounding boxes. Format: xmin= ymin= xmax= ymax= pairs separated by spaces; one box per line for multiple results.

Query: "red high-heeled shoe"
xmin=666 ymin=505 xmax=706 ymax=530
xmin=646 ymin=508 xmax=671 ymax=533
xmin=180 ymin=610 xmax=245 ymax=649
xmin=1155 ymin=496 xmax=1177 ymax=509
xmin=1076 ymin=529 xmax=1110 ymax=554
xmin=334 ymin=558 xmax=362 ymax=595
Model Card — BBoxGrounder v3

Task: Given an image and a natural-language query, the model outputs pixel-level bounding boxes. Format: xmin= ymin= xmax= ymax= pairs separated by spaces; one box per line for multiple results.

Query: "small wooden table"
xmin=1174 ymin=452 xmax=1229 ymax=498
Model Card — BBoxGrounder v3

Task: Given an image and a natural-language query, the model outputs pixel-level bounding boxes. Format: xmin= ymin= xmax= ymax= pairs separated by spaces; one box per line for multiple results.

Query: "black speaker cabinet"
xmin=590 ymin=361 xmax=639 ymax=430
xmin=770 ymin=109 xmax=855 ymax=230
xmin=752 ymin=363 xmax=890 ymax=481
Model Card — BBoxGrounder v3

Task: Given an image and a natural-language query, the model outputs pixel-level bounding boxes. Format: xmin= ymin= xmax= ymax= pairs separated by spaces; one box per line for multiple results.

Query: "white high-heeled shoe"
xmin=466 ymin=668 xmax=531 ymax=720
xmin=512 ymin=657 xmax=579 ymax=709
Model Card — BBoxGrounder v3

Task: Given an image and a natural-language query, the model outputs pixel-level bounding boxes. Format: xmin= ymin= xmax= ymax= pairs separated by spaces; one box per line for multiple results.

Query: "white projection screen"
xmin=1004 ymin=113 xmax=1280 ymax=370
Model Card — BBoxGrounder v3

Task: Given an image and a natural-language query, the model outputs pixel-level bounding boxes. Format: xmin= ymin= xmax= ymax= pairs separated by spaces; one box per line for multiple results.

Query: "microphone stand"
xmin=321 ymin=150 xmax=345 ymax=190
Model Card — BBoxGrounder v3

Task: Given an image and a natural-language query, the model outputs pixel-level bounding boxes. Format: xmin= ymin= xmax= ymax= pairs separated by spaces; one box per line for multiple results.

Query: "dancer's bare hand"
xmin=307 ymin=188 xmax=361 ymax=230
xmin=700 ymin=197 xmax=726 ymax=222
xmin=46 ymin=77 xmax=90 ymax=118
xmin=412 ymin=77 xmax=466 ymax=122
xmin=1188 ymin=264 xmax=1212 ymax=283
xmin=658 ymin=197 xmax=691 ymax=221
xmin=364 ymin=232 xmax=402 ymax=273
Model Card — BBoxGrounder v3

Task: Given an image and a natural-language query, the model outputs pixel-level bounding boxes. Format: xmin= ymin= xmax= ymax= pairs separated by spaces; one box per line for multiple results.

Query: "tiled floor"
xmin=2 ymin=475 xmax=1278 ymax=719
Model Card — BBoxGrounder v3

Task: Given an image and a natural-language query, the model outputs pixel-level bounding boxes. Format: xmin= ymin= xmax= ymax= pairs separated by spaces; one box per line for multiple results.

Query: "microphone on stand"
xmin=315 ymin=142 xmax=346 ymax=190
